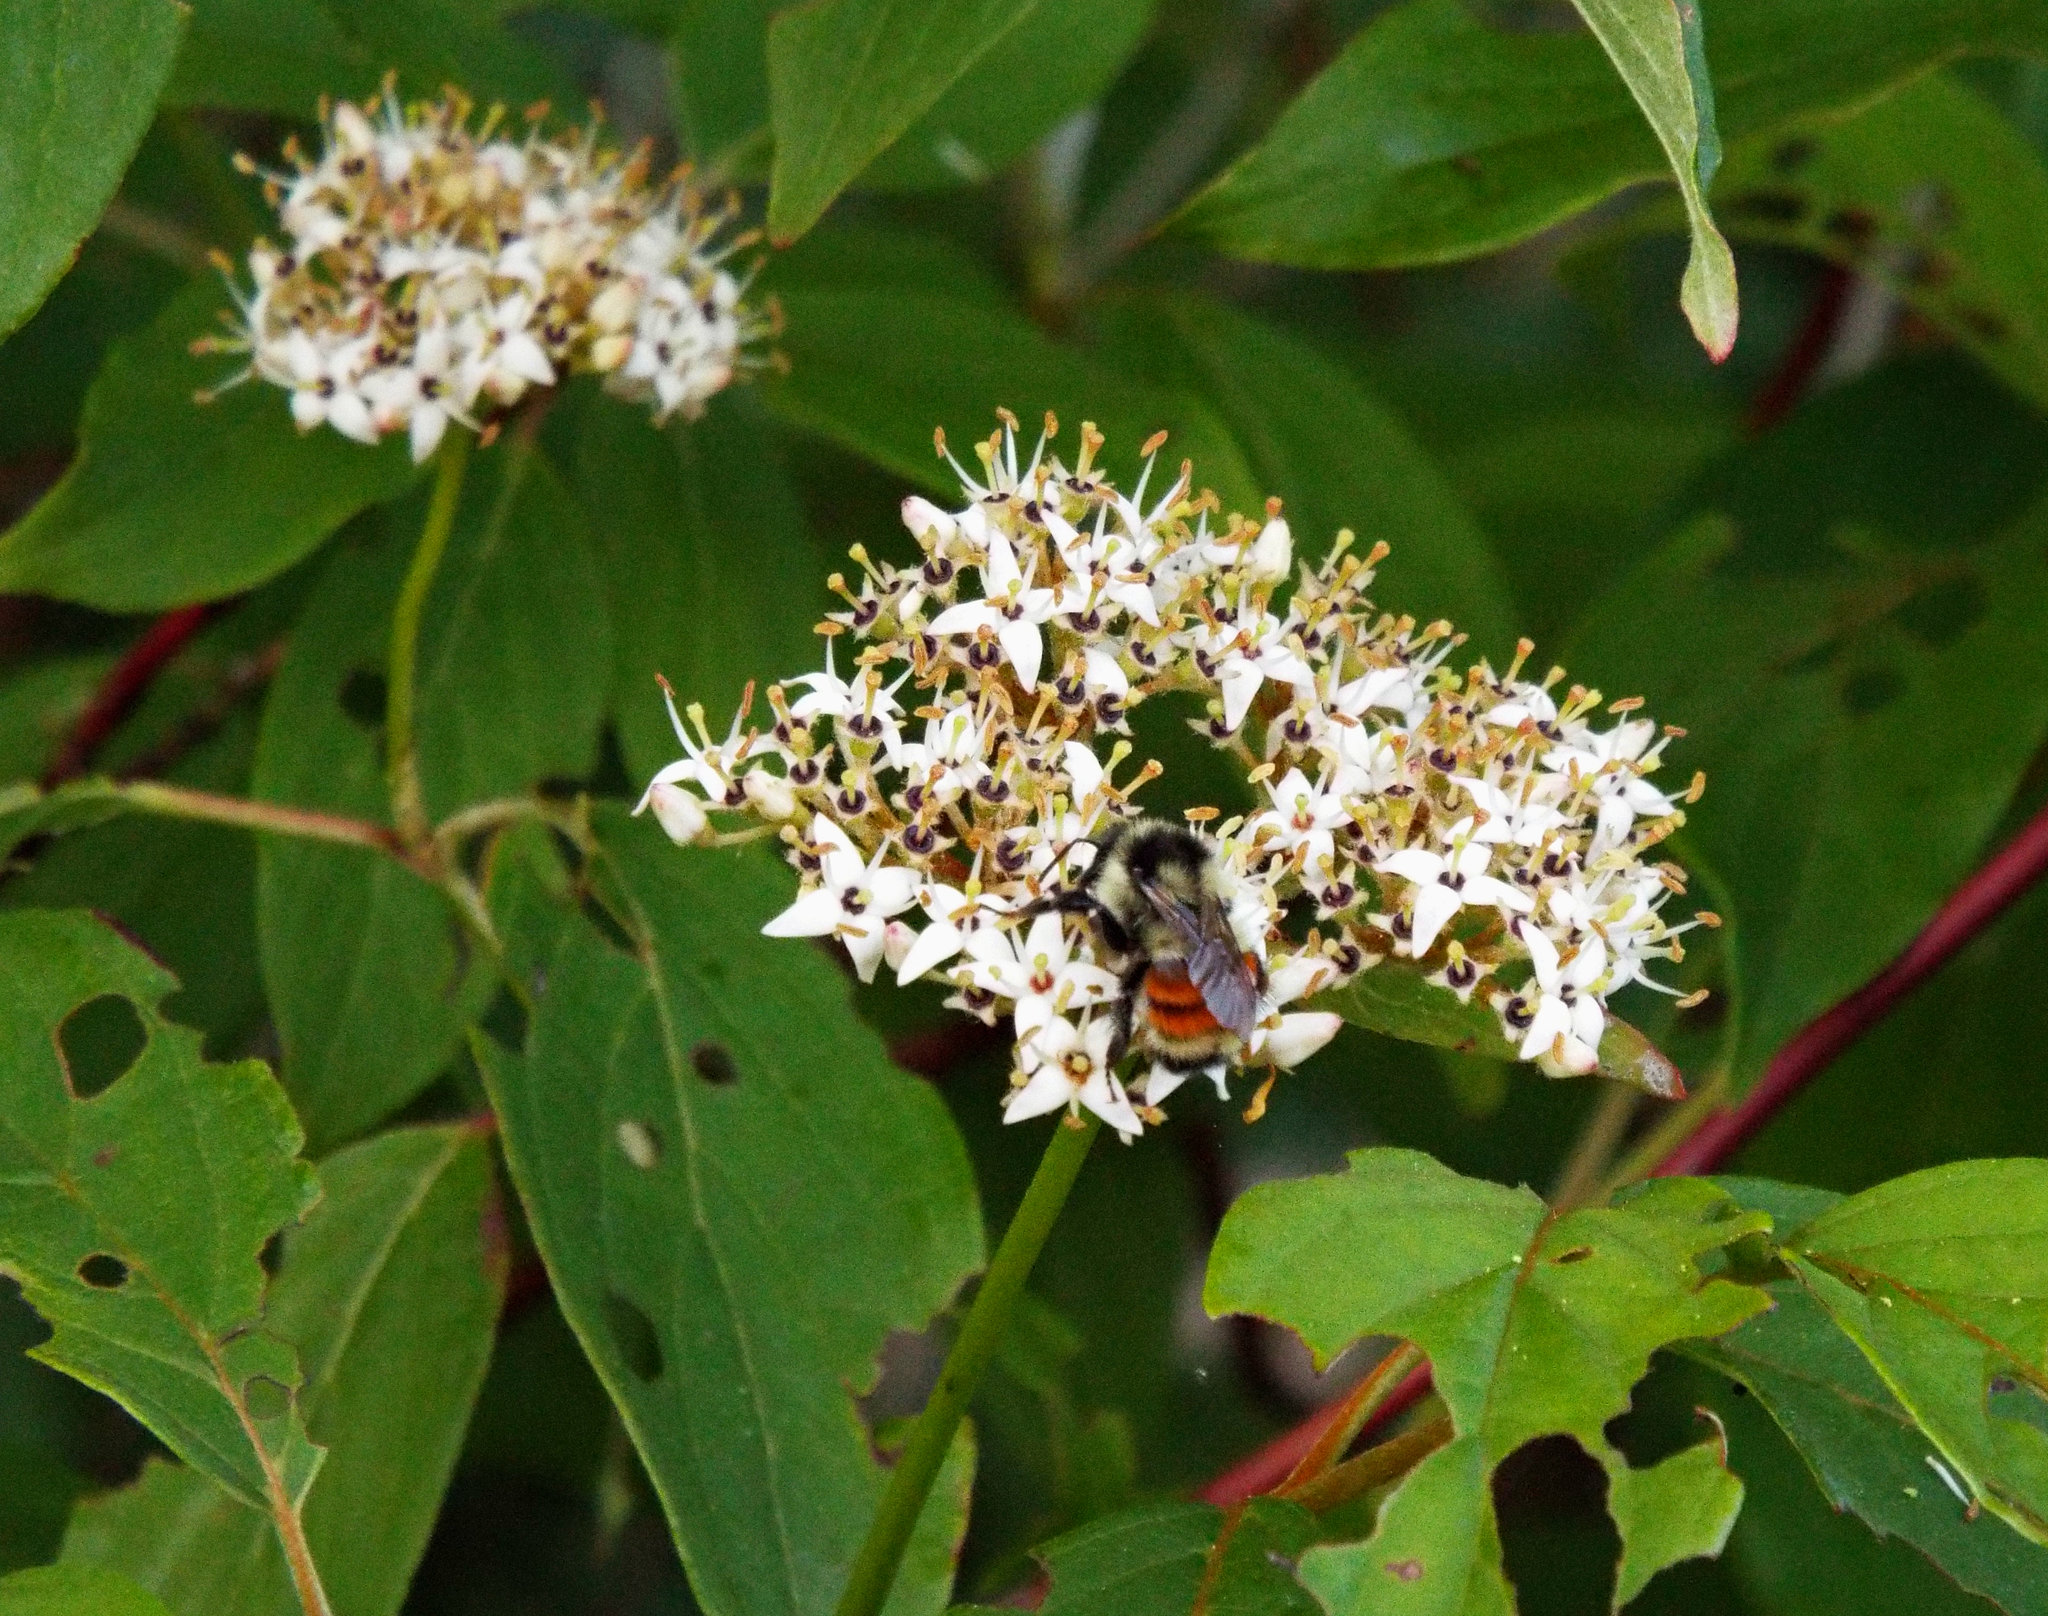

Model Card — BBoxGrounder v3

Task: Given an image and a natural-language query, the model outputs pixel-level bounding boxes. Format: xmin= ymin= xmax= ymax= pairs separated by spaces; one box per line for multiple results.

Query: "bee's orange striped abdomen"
xmin=1144 ymin=964 xmax=1222 ymax=1040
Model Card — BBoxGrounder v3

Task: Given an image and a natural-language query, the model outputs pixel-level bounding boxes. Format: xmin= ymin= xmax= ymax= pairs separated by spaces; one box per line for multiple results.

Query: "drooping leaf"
xmin=0 ymin=909 xmax=321 ymax=1513
xmin=253 ymin=440 xmax=608 ymax=1152
xmin=1092 ymin=294 xmax=1515 ymax=656
xmin=0 ymin=281 xmax=420 ymax=611
xmin=765 ymin=0 xmax=1043 ymax=242
xmin=1175 ymin=0 xmax=2048 ymax=294
xmin=474 ymin=810 xmax=984 ymax=1616
xmin=1563 ymin=0 xmax=1735 ymax=357
xmin=1786 ymin=1160 xmax=2048 ymax=1546
xmin=568 ymin=395 xmax=831 ymax=785
xmin=1684 ymin=1179 xmax=2048 ymax=1615
xmin=1206 ymin=1151 xmax=1770 ymax=1612
xmin=763 ymin=230 xmax=1259 ymax=515
xmin=0 ymin=1565 xmax=175 ymax=1616
xmin=1566 ymin=490 xmax=2048 ymax=1094
xmin=0 ymin=0 xmax=186 ymax=341
xmin=62 ymin=1122 xmax=506 ymax=1616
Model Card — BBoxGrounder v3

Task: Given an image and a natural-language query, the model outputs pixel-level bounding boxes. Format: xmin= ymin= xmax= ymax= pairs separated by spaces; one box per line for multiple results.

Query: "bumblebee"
xmin=1044 ymin=817 xmax=1265 ymax=1072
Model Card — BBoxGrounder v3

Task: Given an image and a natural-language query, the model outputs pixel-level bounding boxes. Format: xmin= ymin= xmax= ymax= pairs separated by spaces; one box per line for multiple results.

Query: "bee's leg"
xmin=1021 ymin=888 xmax=1132 ymax=954
xmin=1108 ymin=959 xmax=1147 ymax=1064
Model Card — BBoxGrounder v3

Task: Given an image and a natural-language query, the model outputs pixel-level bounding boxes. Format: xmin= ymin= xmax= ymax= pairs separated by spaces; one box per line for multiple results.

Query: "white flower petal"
xmin=1260 ymin=1011 xmax=1341 ymax=1068
xmin=761 ymin=887 xmax=844 ymax=939
xmin=1409 ymin=882 xmax=1464 ymax=958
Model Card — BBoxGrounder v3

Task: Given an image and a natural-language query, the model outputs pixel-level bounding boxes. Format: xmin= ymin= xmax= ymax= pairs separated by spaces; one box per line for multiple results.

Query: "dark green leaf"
xmin=764 ymin=232 xmax=1259 ymax=514
xmin=1092 ymin=294 xmax=1515 ymax=655
xmin=0 ymin=0 xmax=185 ymax=340
xmin=1034 ymin=1499 xmax=1216 ymax=1616
xmin=569 ymin=395 xmax=830 ymax=785
xmin=0 ymin=281 xmax=420 ymax=610
xmin=62 ymin=1122 xmax=506 ymax=1616
xmin=0 ymin=1566 xmax=174 ymax=1616
xmin=475 ymin=810 xmax=983 ymax=1616
xmin=1206 ymin=1152 xmax=1769 ymax=1611
xmin=1176 ymin=0 xmax=2048 ymax=293
xmin=0 ymin=909 xmax=321 ymax=1512
xmin=669 ymin=0 xmax=778 ymax=164
xmin=253 ymin=438 xmax=611 ymax=1153
xmin=1566 ymin=0 xmax=1736 ymax=356
xmin=765 ymin=0 xmax=1042 ymax=242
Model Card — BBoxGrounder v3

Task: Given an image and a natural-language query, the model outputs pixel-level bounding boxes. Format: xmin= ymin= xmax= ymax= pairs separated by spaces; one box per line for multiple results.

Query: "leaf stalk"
xmin=386 ymin=429 xmax=473 ymax=847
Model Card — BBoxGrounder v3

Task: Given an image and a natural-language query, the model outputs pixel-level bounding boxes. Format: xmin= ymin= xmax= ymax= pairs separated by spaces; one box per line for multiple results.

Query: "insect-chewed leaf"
xmin=1205 ymin=1151 xmax=1772 ymax=1612
xmin=0 ymin=909 xmax=321 ymax=1513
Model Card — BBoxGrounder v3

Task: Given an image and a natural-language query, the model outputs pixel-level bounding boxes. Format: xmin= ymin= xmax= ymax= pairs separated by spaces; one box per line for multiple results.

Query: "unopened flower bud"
xmin=589 ymin=278 xmax=641 ymax=332
xmin=646 ymin=782 xmax=710 ymax=846
xmin=743 ymin=769 xmax=798 ymax=822
xmin=1248 ymin=516 xmax=1292 ymax=584
xmin=882 ymin=920 xmax=917 ymax=973
xmin=901 ymin=496 xmax=956 ymax=548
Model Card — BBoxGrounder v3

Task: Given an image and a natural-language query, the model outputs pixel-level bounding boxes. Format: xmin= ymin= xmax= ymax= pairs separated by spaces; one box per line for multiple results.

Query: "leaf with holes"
xmin=1682 ymin=1179 xmax=2048 ymax=1615
xmin=252 ymin=443 xmax=607 ymax=1152
xmin=1206 ymin=1151 xmax=1771 ymax=1612
xmin=0 ymin=0 xmax=186 ymax=341
xmin=474 ymin=809 xmax=984 ymax=1616
xmin=0 ymin=1565 xmax=176 ymax=1616
xmin=0 ymin=908 xmax=321 ymax=1516
xmin=0 ymin=281 xmax=420 ymax=610
xmin=62 ymin=1122 xmax=505 ymax=1616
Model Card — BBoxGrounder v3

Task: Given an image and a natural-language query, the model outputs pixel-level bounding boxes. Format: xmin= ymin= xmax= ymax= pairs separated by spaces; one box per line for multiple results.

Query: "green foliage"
xmin=0 ymin=0 xmax=185 ymax=342
xmin=0 ymin=1565 xmax=174 ymax=1616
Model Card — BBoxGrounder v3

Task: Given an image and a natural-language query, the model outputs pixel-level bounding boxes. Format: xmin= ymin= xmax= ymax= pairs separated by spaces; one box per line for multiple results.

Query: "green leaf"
xmin=1704 ymin=73 xmax=2048 ymax=414
xmin=1315 ymin=960 xmax=1684 ymax=1100
xmin=858 ymin=0 xmax=1156 ymax=191
xmin=474 ymin=810 xmax=984 ymax=1616
xmin=0 ymin=281 xmax=420 ymax=610
xmin=1092 ymin=294 xmax=1516 ymax=656
xmin=254 ymin=440 xmax=608 ymax=1152
xmin=1684 ymin=1182 xmax=2048 ymax=1614
xmin=1787 ymin=1160 xmax=2048 ymax=1546
xmin=763 ymin=230 xmax=1259 ymax=515
xmin=568 ymin=395 xmax=831 ymax=785
xmin=0 ymin=1565 xmax=174 ymax=1616
xmin=1206 ymin=1152 xmax=1770 ymax=1611
xmin=0 ymin=909 xmax=321 ymax=1513
xmin=62 ymin=1122 xmax=506 ymax=1616
xmin=765 ymin=0 xmax=1043 ymax=242
xmin=0 ymin=0 xmax=186 ymax=340
xmin=1565 ymin=0 xmax=1736 ymax=357
xmin=1176 ymin=0 xmax=2048 ymax=320
xmin=669 ymin=0 xmax=779 ymax=164
xmin=1566 ymin=494 xmax=2048 ymax=1093
xmin=1033 ymin=1499 xmax=1216 ymax=1615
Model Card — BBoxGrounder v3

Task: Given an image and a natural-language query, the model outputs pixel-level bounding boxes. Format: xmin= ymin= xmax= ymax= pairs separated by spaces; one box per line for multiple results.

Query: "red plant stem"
xmin=1198 ymin=791 xmax=2048 ymax=1510
xmin=42 ymin=604 xmax=211 ymax=785
xmin=1744 ymin=262 xmax=1853 ymax=436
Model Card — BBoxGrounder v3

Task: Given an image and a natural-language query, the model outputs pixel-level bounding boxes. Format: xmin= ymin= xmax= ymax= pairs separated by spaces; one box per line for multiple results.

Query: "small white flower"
xmin=1513 ymin=925 xmax=1607 ymax=1075
xmin=1377 ymin=836 xmax=1532 ymax=957
xmin=760 ymin=816 xmax=919 ymax=982
xmin=958 ymin=912 xmax=1120 ymax=1040
xmin=1006 ymin=1013 xmax=1142 ymax=1137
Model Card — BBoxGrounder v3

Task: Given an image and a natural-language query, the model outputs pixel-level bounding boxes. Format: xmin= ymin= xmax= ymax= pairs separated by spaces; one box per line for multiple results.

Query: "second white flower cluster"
xmin=640 ymin=413 xmax=1712 ymax=1137
xmin=206 ymin=86 xmax=775 ymax=460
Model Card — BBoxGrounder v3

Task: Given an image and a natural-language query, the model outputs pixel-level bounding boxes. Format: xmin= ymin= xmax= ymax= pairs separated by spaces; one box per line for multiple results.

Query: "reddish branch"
xmin=1744 ymin=263 xmax=1853 ymax=435
xmin=42 ymin=605 xmax=212 ymax=786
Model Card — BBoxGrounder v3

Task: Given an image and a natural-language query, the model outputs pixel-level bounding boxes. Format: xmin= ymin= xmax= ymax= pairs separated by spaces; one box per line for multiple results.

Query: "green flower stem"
xmin=386 ymin=429 xmax=473 ymax=846
xmin=835 ymin=1112 xmax=1102 ymax=1616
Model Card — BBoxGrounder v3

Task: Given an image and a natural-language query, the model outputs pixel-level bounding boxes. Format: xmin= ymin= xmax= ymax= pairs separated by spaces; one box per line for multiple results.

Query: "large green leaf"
xmin=1093 ymin=295 xmax=1516 ymax=656
xmin=0 ymin=281 xmax=419 ymax=611
xmin=1175 ymin=0 xmax=2048 ymax=297
xmin=765 ymin=0 xmax=1042 ymax=242
xmin=1026 ymin=1496 xmax=1316 ymax=1615
xmin=1566 ymin=492 xmax=2048 ymax=1093
xmin=253 ymin=444 xmax=607 ymax=1152
xmin=1206 ymin=1151 xmax=1770 ymax=1612
xmin=1787 ymin=1160 xmax=2048 ymax=1547
xmin=763 ymin=231 xmax=1259 ymax=515
xmin=0 ymin=0 xmax=185 ymax=341
xmin=0 ymin=1566 xmax=173 ymax=1616
xmin=568 ymin=396 xmax=831 ymax=785
xmin=0 ymin=909 xmax=321 ymax=1513
xmin=62 ymin=1122 xmax=505 ymax=1616
xmin=1567 ymin=0 xmax=1734 ymax=356
xmin=475 ymin=810 xmax=984 ymax=1616
xmin=1685 ymin=1180 xmax=2048 ymax=1615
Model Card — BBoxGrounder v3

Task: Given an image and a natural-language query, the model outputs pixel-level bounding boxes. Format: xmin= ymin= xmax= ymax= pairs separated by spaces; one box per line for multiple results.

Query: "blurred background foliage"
xmin=2 ymin=1 xmax=2046 ymax=1611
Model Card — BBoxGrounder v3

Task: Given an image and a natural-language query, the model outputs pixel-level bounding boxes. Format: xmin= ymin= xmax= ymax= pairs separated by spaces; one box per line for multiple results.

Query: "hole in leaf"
xmin=339 ymin=666 xmax=388 ymax=728
xmin=243 ymin=1376 xmax=291 ymax=1420
xmin=1551 ymin=1245 xmax=1594 ymax=1266
xmin=77 ymin=1254 xmax=128 ymax=1290
xmin=1770 ymin=137 xmax=1819 ymax=174
xmin=259 ymin=1233 xmax=285 ymax=1277
xmin=603 ymin=1293 xmax=663 ymax=1382
xmin=615 ymin=1119 xmax=662 ymax=1169
xmin=1842 ymin=666 xmax=1906 ymax=716
xmin=577 ymin=890 xmax=636 ymax=955
xmin=691 ymin=1042 xmax=738 ymax=1086
xmin=58 ymin=996 xmax=148 ymax=1099
xmin=475 ymin=984 xmax=528 ymax=1054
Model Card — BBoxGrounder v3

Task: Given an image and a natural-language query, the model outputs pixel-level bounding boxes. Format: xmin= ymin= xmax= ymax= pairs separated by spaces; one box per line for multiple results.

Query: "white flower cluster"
xmin=639 ymin=414 xmax=1711 ymax=1137
xmin=203 ymin=86 xmax=775 ymax=460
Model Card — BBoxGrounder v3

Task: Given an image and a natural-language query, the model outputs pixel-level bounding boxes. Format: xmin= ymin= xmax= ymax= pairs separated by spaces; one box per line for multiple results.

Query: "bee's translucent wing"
xmin=1140 ymin=880 xmax=1259 ymax=1040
